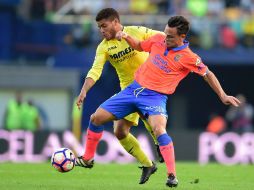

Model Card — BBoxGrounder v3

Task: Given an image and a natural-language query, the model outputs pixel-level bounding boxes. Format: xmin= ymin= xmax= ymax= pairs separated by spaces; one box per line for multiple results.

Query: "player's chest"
xmin=106 ymin=41 xmax=135 ymax=60
xmin=150 ymin=48 xmax=184 ymax=71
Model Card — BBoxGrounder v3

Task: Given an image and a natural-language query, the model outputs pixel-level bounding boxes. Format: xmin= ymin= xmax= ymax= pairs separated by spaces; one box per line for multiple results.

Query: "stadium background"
xmin=0 ymin=0 xmax=254 ymax=166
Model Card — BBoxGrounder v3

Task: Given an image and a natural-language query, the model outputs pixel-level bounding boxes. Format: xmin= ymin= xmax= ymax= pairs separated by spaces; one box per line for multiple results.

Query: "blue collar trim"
xmin=163 ymin=40 xmax=189 ymax=56
xmin=172 ymin=40 xmax=189 ymax=51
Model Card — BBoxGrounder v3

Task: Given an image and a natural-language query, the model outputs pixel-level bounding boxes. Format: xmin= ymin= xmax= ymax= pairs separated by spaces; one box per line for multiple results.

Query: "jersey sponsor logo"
xmin=198 ymin=64 xmax=206 ymax=71
xmin=174 ymin=54 xmax=182 ymax=62
xmin=114 ymin=52 xmax=137 ymax=64
xmin=108 ymin=46 xmax=117 ymax=51
xmin=151 ymin=54 xmax=171 ymax=73
xmin=195 ymin=58 xmax=202 ymax=66
xmin=109 ymin=47 xmax=135 ymax=59
xmin=145 ymin=106 xmax=166 ymax=113
xmin=195 ymin=58 xmax=205 ymax=71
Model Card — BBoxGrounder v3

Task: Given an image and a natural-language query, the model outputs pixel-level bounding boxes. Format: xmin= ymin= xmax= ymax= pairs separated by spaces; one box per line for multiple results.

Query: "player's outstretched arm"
xmin=203 ymin=69 xmax=241 ymax=107
xmin=115 ymin=31 xmax=143 ymax=51
xmin=76 ymin=77 xmax=96 ymax=110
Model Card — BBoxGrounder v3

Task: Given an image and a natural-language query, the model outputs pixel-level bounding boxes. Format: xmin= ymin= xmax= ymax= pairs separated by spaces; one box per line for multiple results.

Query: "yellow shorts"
xmin=124 ymin=112 xmax=140 ymax=126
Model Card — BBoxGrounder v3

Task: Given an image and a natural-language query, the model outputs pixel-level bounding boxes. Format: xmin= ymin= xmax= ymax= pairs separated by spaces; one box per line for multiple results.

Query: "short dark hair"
xmin=167 ymin=16 xmax=190 ymax=35
xmin=96 ymin=8 xmax=120 ymax=22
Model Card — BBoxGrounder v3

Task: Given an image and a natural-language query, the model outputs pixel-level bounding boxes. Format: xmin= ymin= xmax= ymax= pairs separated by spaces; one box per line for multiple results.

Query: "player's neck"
xmin=178 ymin=42 xmax=184 ymax=47
xmin=116 ymin=24 xmax=124 ymax=32
xmin=167 ymin=43 xmax=184 ymax=50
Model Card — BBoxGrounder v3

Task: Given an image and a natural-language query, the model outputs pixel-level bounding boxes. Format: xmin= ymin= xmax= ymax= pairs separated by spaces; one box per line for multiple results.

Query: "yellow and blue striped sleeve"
xmin=86 ymin=43 xmax=107 ymax=82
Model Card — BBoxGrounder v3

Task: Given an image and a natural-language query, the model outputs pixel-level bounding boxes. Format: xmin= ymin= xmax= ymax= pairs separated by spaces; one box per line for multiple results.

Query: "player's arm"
xmin=203 ymin=69 xmax=241 ymax=107
xmin=116 ymin=31 xmax=143 ymax=51
xmin=76 ymin=78 xmax=96 ymax=110
xmin=76 ymin=44 xmax=107 ymax=109
xmin=182 ymin=56 xmax=241 ymax=107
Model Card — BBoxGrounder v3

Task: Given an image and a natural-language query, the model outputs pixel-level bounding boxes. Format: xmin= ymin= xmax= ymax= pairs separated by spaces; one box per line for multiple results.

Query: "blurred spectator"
xmin=220 ymin=23 xmax=238 ymax=49
xmin=206 ymin=113 xmax=227 ymax=134
xmin=29 ymin=0 xmax=46 ymax=20
xmin=64 ymin=21 xmax=92 ymax=48
xmin=242 ymin=11 xmax=254 ymax=48
xmin=241 ymin=0 xmax=254 ymax=12
xmin=207 ymin=0 xmax=224 ymax=17
xmin=153 ymin=0 xmax=169 ymax=14
xmin=72 ymin=0 xmax=105 ymax=15
xmin=168 ymin=0 xmax=186 ymax=15
xmin=3 ymin=92 xmax=41 ymax=131
xmin=226 ymin=94 xmax=253 ymax=133
xmin=224 ymin=0 xmax=240 ymax=8
xmin=186 ymin=0 xmax=208 ymax=17
xmin=44 ymin=0 xmax=56 ymax=22
xmin=129 ymin=0 xmax=158 ymax=14
xmin=3 ymin=92 xmax=23 ymax=130
xmin=21 ymin=99 xmax=41 ymax=131
xmin=104 ymin=0 xmax=130 ymax=14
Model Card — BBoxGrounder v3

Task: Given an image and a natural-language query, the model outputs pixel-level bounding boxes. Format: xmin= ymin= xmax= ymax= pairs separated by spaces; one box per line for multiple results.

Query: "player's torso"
xmin=136 ymin=38 xmax=192 ymax=94
xmin=101 ymin=27 xmax=149 ymax=89
xmin=145 ymin=40 xmax=190 ymax=76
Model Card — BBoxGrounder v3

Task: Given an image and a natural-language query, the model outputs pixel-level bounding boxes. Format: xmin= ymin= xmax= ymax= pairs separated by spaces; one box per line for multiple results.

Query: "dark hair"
xmin=167 ymin=16 xmax=190 ymax=35
xmin=96 ymin=8 xmax=120 ymax=22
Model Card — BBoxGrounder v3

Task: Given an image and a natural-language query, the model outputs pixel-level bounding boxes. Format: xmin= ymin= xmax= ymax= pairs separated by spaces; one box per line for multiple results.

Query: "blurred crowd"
xmin=18 ymin=0 xmax=254 ymax=16
xmin=3 ymin=92 xmax=41 ymax=132
xmin=206 ymin=94 xmax=254 ymax=134
xmin=15 ymin=0 xmax=254 ymax=49
xmin=0 ymin=0 xmax=254 ymax=64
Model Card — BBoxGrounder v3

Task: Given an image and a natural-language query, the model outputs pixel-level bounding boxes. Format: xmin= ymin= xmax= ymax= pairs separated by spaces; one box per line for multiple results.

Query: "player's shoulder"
xmin=181 ymin=48 xmax=202 ymax=64
xmin=124 ymin=25 xmax=152 ymax=34
xmin=184 ymin=47 xmax=200 ymax=58
xmin=125 ymin=25 xmax=148 ymax=31
xmin=98 ymin=39 xmax=107 ymax=46
xmin=96 ymin=39 xmax=108 ymax=51
xmin=149 ymin=33 xmax=165 ymax=41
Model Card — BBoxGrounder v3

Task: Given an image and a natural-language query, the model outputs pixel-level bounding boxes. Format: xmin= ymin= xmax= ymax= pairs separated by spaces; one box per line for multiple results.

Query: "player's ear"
xmin=113 ymin=18 xmax=119 ymax=24
xmin=180 ymin=34 xmax=186 ymax=39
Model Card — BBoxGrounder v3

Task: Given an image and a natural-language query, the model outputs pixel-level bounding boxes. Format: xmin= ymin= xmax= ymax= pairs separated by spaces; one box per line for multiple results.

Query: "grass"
xmin=0 ymin=162 xmax=253 ymax=190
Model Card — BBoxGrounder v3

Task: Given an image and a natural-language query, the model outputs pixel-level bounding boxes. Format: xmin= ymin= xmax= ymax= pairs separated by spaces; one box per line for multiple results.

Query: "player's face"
xmin=164 ymin=25 xmax=186 ymax=48
xmin=97 ymin=18 xmax=118 ymax=40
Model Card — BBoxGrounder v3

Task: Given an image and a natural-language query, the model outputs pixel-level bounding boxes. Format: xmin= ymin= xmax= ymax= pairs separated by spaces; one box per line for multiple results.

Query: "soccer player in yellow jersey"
xmin=75 ymin=8 xmax=162 ymax=184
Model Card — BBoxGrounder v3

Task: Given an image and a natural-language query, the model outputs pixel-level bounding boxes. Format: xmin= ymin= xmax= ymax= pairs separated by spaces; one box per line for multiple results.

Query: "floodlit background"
xmin=0 ymin=0 xmax=254 ymax=165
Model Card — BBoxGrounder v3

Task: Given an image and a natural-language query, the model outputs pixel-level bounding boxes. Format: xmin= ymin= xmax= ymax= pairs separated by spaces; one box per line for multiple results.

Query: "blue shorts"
xmin=100 ymin=81 xmax=168 ymax=120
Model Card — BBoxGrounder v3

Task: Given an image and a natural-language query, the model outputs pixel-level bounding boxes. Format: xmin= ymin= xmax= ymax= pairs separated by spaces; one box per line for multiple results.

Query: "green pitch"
xmin=0 ymin=162 xmax=253 ymax=190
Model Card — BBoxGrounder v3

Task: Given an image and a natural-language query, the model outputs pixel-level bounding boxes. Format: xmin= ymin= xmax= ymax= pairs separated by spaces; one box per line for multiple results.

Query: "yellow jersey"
xmin=86 ymin=26 xmax=161 ymax=89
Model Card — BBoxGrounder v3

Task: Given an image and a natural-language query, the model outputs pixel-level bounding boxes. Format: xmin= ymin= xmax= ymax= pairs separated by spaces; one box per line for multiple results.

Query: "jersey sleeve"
xmin=140 ymin=33 xmax=163 ymax=52
xmin=86 ymin=43 xmax=107 ymax=82
xmin=182 ymin=54 xmax=208 ymax=76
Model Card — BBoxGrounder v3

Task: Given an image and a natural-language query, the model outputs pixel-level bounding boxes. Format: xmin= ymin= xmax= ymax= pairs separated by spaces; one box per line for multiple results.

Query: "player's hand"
xmin=221 ymin=95 xmax=241 ymax=107
xmin=115 ymin=31 xmax=128 ymax=41
xmin=76 ymin=91 xmax=87 ymax=110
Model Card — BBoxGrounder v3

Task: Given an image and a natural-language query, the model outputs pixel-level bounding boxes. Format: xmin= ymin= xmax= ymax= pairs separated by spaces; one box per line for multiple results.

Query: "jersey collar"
xmin=164 ymin=40 xmax=189 ymax=56
xmin=171 ymin=40 xmax=189 ymax=51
